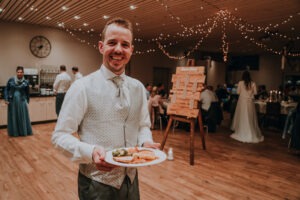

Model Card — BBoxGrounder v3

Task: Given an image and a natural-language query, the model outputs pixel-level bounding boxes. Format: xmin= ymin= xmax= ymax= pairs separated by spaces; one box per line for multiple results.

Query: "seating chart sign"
xmin=167 ymin=66 xmax=206 ymax=118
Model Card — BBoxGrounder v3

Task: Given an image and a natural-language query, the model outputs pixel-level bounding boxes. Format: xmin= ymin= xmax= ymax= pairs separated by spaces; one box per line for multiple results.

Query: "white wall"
xmin=227 ymin=54 xmax=282 ymax=90
xmin=207 ymin=60 xmax=226 ymax=90
xmin=130 ymin=52 xmax=178 ymax=84
xmin=0 ymin=22 xmax=101 ymax=85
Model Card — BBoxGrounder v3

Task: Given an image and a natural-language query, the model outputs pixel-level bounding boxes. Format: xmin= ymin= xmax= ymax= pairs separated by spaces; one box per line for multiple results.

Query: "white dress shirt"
xmin=148 ymin=94 xmax=164 ymax=114
xmin=53 ymin=71 xmax=71 ymax=93
xmin=52 ymin=65 xmax=153 ymax=189
xmin=200 ymin=89 xmax=218 ymax=111
xmin=75 ymin=72 xmax=83 ymax=80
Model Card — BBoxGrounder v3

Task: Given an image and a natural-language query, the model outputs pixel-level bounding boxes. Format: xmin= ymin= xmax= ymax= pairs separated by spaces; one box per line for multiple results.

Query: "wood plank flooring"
xmin=0 ymin=119 xmax=299 ymax=200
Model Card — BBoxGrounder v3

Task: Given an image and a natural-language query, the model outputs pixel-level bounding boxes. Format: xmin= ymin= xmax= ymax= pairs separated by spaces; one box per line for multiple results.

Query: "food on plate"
xmin=133 ymin=150 xmax=156 ymax=160
xmin=112 ymin=148 xmax=157 ymax=164
xmin=112 ymin=148 xmax=129 ymax=157
xmin=113 ymin=156 xmax=134 ymax=163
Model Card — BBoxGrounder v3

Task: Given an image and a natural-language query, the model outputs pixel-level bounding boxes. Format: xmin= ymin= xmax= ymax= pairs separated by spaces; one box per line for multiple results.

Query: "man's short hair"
xmin=72 ymin=67 xmax=79 ymax=72
xmin=101 ymin=17 xmax=133 ymax=41
xmin=60 ymin=65 xmax=66 ymax=71
xmin=16 ymin=66 xmax=24 ymax=72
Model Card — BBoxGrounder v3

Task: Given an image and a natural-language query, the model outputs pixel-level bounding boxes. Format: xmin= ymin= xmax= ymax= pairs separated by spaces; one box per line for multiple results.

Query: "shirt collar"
xmin=100 ymin=64 xmax=126 ymax=80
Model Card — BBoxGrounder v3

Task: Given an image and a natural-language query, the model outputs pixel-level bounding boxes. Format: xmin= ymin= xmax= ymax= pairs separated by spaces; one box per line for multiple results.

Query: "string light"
xmin=58 ymin=4 xmax=299 ymax=59
xmin=154 ymin=9 xmax=299 ymax=59
xmin=229 ymin=12 xmax=300 ymax=56
xmin=221 ymin=19 xmax=229 ymax=62
xmin=156 ymin=20 xmax=218 ymax=59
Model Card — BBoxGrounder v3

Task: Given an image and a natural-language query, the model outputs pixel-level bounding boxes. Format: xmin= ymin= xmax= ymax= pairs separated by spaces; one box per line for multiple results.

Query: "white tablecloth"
xmin=254 ymin=100 xmax=297 ymax=115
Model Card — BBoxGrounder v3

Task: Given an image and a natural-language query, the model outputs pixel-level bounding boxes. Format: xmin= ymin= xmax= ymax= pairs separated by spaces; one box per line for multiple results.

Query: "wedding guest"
xmin=4 ymin=66 xmax=32 ymax=137
xmin=72 ymin=66 xmax=83 ymax=81
xmin=148 ymin=86 xmax=164 ymax=129
xmin=200 ymin=84 xmax=220 ymax=132
xmin=145 ymin=83 xmax=152 ymax=100
xmin=215 ymin=84 xmax=229 ymax=104
xmin=200 ymin=84 xmax=218 ymax=119
xmin=53 ymin=65 xmax=71 ymax=116
xmin=157 ymin=83 xmax=167 ymax=98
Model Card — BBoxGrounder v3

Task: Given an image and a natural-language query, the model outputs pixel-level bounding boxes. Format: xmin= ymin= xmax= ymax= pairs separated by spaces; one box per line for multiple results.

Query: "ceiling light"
xmin=18 ymin=17 xmax=24 ymax=21
xmin=130 ymin=5 xmax=137 ymax=10
xmin=62 ymin=6 xmax=69 ymax=11
xmin=83 ymin=23 xmax=88 ymax=26
xmin=58 ymin=22 xmax=65 ymax=27
xmin=103 ymin=15 xmax=110 ymax=19
xmin=0 ymin=8 xmax=3 ymax=13
xmin=74 ymin=15 xmax=80 ymax=20
xmin=90 ymin=28 xmax=94 ymax=31
xmin=46 ymin=16 xmax=52 ymax=20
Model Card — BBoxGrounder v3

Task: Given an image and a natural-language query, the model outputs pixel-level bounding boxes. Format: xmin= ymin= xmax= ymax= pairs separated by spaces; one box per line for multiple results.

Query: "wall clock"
xmin=29 ymin=35 xmax=51 ymax=58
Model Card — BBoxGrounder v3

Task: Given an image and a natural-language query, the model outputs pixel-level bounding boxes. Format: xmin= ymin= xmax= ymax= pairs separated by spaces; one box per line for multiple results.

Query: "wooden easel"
xmin=160 ymin=110 xmax=206 ymax=165
xmin=162 ymin=66 xmax=206 ymax=165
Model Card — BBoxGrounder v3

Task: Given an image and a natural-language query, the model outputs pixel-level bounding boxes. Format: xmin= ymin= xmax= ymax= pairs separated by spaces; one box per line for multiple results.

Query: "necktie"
xmin=112 ymin=76 xmax=123 ymax=97
xmin=112 ymin=76 xmax=134 ymax=178
xmin=112 ymin=76 xmax=129 ymax=109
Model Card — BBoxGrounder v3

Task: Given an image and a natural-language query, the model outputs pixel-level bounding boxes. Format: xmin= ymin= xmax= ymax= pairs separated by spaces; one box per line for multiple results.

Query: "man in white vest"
xmin=52 ymin=17 xmax=160 ymax=200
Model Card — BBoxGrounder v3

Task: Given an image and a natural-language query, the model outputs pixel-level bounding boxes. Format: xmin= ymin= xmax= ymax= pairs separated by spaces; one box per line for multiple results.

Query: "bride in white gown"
xmin=230 ymin=71 xmax=264 ymax=143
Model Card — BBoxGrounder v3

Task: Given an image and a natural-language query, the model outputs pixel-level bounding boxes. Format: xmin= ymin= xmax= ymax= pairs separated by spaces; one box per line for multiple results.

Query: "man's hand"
xmin=143 ymin=141 xmax=161 ymax=149
xmin=92 ymin=147 xmax=116 ymax=172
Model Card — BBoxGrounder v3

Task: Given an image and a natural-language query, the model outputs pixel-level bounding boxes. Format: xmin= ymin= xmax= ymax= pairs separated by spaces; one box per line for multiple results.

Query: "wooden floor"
xmin=0 ymin=117 xmax=300 ymax=200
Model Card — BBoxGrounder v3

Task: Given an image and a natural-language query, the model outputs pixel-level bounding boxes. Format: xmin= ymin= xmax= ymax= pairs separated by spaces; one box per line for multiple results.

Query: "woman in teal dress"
xmin=4 ymin=66 xmax=32 ymax=136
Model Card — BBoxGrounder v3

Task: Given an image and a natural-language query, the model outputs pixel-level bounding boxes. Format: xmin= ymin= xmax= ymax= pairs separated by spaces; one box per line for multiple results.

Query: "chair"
xmin=263 ymin=102 xmax=281 ymax=129
xmin=205 ymin=102 xmax=223 ymax=133
xmin=282 ymin=107 xmax=296 ymax=139
xmin=228 ymin=94 xmax=239 ymax=119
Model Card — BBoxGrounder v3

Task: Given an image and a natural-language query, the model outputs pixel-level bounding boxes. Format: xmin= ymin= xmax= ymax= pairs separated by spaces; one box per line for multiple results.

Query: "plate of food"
xmin=105 ymin=147 xmax=166 ymax=167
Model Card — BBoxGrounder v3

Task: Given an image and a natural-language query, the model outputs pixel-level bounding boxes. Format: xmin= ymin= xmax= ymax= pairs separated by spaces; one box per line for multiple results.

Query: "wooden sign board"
xmin=167 ymin=66 xmax=206 ymax=118
xmin=176 ymin=67 xmax=205 ymax=74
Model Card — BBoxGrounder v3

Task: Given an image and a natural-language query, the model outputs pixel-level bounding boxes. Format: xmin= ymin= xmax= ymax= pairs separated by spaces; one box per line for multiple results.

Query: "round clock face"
xmin=30 ymin=36 xmax=51 ymax=58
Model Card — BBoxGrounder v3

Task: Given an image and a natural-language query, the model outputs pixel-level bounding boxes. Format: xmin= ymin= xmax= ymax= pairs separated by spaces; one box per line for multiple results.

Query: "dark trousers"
xmin=78 ymin=172 xmax=140 ymax=200
xmin=55 ymin=93 xmax=66 ymax=116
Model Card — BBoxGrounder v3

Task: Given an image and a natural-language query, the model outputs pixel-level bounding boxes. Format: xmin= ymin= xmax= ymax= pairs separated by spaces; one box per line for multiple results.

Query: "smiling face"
xmin=98 ymin=23 xmax=134 ymax=75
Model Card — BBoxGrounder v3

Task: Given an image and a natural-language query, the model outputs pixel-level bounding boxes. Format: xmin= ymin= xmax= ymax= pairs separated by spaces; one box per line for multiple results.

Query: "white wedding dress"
xmin=230 ymin=81 xmax=264 ymax=143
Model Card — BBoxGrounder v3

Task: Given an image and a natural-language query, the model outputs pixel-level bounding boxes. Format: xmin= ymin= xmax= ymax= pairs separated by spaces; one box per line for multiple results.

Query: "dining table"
xmin=254 ymin=100 xmax=298 ymax=115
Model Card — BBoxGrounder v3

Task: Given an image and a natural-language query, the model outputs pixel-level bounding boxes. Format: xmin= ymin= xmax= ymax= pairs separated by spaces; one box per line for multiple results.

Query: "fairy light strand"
xmin=61 ymin=8 xmax=299 ymax=59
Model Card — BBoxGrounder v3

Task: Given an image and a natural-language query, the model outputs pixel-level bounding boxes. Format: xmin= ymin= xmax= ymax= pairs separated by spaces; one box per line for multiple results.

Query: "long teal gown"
xmin=4 ymin=77 xmax=32 ymax=137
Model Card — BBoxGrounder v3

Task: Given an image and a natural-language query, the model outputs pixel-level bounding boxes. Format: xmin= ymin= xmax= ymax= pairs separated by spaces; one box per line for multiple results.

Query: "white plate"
xmin=105 ymin=147 xmax=166 ymax=167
